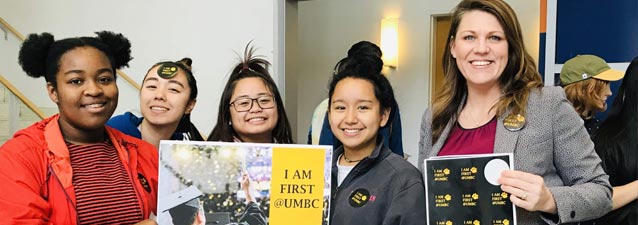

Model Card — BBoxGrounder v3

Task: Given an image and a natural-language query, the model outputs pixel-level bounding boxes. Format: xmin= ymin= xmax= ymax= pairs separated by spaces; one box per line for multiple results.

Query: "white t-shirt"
xmin=336 ymin=154 xmax=355 ymax=186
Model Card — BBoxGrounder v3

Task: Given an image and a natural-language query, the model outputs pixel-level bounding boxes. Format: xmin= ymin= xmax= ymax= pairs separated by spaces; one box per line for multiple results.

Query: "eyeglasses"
xmin=230 ymin=95 xmax=276 ymax=112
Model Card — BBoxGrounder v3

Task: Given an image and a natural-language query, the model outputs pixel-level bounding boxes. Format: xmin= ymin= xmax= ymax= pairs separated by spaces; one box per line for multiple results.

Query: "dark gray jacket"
xmin=330 ymin=139 xmax=426 ymax=225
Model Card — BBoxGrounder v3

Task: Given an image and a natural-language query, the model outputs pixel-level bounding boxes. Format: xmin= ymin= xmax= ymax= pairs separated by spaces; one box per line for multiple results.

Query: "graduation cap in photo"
xmin=160 ymin=186 xmax=204 ymax=224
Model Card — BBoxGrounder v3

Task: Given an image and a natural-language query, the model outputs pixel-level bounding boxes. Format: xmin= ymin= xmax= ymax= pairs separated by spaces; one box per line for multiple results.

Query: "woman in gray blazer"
xmin=418 ymin=0 xmax=612 ymax=224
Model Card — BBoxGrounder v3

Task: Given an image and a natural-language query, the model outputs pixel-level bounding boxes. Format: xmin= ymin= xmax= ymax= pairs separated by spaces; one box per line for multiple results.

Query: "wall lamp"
xmin=381 ymin=18 xmax=399 ymax=69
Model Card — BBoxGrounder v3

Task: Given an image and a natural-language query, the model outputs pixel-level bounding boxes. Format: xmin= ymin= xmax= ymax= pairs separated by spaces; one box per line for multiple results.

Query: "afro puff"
xmin=18 ymin=32 xmax=55 ymax=78
xmin=95 ymin=31 xmax=132 ymax=70
xmin=17 ymin=31 xmax=132 ymax=85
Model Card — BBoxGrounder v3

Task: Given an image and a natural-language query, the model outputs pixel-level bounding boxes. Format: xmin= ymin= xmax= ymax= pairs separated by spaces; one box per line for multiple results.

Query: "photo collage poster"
xmin=158 ymin=140 xmax=332 ymax=225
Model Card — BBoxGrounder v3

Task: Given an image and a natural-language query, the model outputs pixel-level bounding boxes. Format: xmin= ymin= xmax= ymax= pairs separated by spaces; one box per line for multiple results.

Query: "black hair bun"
xmin=18 ymin=32 xmax=55 ymax=78
xmin=346 ymin=41 xmax=384 ymax=74
xmin=177 ymin=57 xmax=193 ymax=71
xmin=95 ymin=31 xmax=132 ymax=69
xmin=347 ymin=41 xmax=382 ymax=58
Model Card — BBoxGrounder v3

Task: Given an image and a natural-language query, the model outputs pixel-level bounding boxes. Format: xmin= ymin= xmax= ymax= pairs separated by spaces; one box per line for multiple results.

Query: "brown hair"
xmin=431 ymin=0 xmax=543 ymax=143
xmin=563 ymin=79 xmax=610 ymax=119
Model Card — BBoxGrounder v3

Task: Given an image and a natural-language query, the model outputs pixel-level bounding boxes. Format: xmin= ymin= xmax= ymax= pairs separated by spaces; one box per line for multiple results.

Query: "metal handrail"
xmin=0 ymin=73 xmax=46 ymax=119
xmin=0 ymin=17 xmax=141 ymax=90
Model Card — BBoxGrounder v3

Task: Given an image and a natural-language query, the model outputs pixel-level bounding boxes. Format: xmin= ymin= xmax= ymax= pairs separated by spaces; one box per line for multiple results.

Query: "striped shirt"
xmin=68 ymin=140 xmax=143 ymax=224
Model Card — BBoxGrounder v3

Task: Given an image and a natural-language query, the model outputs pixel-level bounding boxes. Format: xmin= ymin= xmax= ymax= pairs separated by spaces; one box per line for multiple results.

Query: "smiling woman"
xmin=207 ymin=44 xmax=292 ymax=144
xmin=419 ymin=0 xmax=612 ymax=224
xmin=450 ymin=10 xmax=509 ymax=96
xmin=327 ymin=41 xmax=426 ymax=225
xmin=0 ymin=31 xmax=158 ymax=225
xmin=53 ymin=47 xmax=120 ymax=135
xmin=108 ymin=57 xmax=204 ymax=148
xmin=204 ymin=43 xmax=286 ymax=225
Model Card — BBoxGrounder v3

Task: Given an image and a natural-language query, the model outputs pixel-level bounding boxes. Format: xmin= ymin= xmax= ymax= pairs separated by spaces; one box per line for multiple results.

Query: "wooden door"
xmin=431 ymin=15 xmax=451 ymax=100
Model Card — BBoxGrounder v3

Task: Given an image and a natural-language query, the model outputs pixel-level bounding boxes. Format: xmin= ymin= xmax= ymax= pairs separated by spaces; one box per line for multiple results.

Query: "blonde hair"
xmin=563 ymin=79 xmax=610 ymax=119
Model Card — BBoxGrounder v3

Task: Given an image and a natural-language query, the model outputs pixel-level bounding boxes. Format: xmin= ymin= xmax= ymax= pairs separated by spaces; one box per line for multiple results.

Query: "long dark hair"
xmin=592 ymin=56 xmax=638 ymax=185
xmin=431 ymin=0 xmax=543 ymax=143
xmin=207 ymin=44 xmax=293 ymax=143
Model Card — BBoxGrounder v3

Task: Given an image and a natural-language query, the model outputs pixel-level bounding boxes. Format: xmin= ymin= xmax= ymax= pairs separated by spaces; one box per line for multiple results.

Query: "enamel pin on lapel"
xmin=503 ymin=114 xmax=526 ymax=131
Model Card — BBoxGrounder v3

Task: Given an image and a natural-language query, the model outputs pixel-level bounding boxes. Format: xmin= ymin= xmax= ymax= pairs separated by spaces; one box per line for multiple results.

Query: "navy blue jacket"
xmin=107 ymin=112 xmax=184 ymax=140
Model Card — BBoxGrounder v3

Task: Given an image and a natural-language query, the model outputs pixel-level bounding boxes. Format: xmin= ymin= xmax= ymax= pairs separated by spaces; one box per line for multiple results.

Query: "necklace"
xmin=463 ymin=98 xmax=498 ymax=127
xmin=463 ymin=108 xmax=483 ymax=127
xmin=342 ymin=153 xmax=365 ymax=163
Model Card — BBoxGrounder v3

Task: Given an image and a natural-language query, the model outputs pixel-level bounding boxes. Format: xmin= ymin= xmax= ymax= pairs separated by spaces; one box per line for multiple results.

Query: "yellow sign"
xmin=270 ymin=147 xmax=326 ymax=225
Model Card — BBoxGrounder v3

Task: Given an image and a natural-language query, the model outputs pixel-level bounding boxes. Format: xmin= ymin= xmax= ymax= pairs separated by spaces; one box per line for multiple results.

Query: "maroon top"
xmin=438 ymin=117 xmax=497 ymax=156
xmin=68 ymin=140 xmax=143 ymax=224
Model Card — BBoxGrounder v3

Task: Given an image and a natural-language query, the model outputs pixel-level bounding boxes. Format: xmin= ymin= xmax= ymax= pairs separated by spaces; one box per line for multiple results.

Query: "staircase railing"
xmin=0 ymin=17 xmax=24 ymax=40
xmin=0 ymin=73 xmax=46 ymax=119
xmin=0 ymin=17 xmax=141 ymax=90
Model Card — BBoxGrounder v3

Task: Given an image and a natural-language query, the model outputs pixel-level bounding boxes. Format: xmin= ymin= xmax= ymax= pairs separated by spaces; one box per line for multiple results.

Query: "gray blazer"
xmin=418 ymin=87 xmax=612 ymax=225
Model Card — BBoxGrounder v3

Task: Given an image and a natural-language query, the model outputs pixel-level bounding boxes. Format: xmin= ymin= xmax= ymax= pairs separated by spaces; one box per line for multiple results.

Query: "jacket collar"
xmin=332 ymin=136 xmax=391 ymax=175
xmin=493 ymin=112 xmax=520 ymax=154
xmin=42 ymin=114 xmax=137 ymax=189
xmin=331 ymin=136 xmax=392 ymax=195
xmin=43 ymin=115 xmax=73 ymax=189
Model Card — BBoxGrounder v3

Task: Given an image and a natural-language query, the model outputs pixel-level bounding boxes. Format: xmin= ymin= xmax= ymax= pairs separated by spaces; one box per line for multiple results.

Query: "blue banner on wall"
xmin=556 ymin=0 xmax=638 ymax=63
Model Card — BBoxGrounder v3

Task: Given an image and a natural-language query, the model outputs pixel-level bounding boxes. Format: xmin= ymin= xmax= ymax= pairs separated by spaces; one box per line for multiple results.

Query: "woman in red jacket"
xmin=0 ymin=31 xmax=158 ymax=225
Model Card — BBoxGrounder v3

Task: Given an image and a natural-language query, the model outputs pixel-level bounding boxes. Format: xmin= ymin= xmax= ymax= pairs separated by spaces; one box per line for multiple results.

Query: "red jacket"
xmin=0 ymin=115 xmax=158 ymax=224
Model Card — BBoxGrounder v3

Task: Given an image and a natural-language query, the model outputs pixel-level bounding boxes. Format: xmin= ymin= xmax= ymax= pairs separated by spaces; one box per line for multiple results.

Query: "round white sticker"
xmin=484 ymin=159 xmax=510 ymax=186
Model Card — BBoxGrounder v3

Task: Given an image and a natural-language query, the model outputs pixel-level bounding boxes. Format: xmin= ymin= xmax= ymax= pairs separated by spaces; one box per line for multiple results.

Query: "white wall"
xmin=0 ymin=0 xmax=280 ymax=136
xmin=294 ymin=0 xmax=540 ymax=165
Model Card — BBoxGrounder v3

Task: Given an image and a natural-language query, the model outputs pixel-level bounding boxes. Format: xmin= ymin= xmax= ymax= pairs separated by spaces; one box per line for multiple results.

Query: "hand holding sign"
xmin=498 ymin=170 xmax=557 ymax=214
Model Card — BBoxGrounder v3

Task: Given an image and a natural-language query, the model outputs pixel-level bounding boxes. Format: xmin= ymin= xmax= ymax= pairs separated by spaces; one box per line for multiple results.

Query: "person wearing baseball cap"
xmin=560 ymin=54 xmax=625 ymax=134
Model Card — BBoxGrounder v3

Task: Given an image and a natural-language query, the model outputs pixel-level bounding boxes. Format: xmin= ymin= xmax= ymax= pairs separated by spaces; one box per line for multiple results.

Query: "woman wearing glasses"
xmin=206 ymin=44 xmax=291 ymax=225
xmin=207 ymin=44 xmax=293 ymax=144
